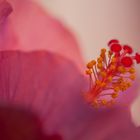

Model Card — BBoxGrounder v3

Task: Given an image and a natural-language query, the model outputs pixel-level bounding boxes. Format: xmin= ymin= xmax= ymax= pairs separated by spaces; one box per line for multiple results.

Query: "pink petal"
xmin=0 ymin=0 xmax=12 ymax=25
xmin=3 ymin=0 xmax=84 ymax=71
xmin=0 ymin=1 xmax=139 ymax=140
xmin=0 ymin=50 xmax=140 ymax=140
xmin=0 ymin=104 xmax=62 ymax=140
xmin=0 ymin=50 xmax=86 ymax=138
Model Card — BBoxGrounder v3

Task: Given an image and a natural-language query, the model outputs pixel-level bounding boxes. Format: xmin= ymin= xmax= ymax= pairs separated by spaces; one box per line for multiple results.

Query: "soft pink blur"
xmin=0 ymin=0 xmax=140 ymax=140
xmin=0 ymin=104 xmax=62 ymax=140
xmin=42 ymin=0 xmax=140 ymax=61
xmin=0 ymin=50 xmax=140 ymax=140
xmin=1 ymin=0 xmax=85 ymax=71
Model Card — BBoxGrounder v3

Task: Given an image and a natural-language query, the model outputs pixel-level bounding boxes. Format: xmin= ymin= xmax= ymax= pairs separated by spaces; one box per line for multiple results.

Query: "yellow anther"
xmin=87 ymin=60 xmax=96 ymax=69
xmin=117 ymin=77 xmax=123 ymax=83
xmin=101 ymin=48 xmax=106 ymax=53
xmin=110 ymin=64 xmax=116 ymax=70
xmin=114 ymin=86 xmax=120 ymax=92
xmin=121 ymin=87 xmax=127 ymax=91
xmin=108 ymin=76 xmax=113 ymax=82
xmin=120 ymin=84 xmax=127 ymax=91
xmin=95 ymin=80 xmax=101 ymax=85
xmin=100 ymin=71 xmax=107 ymax=77
xmin=117 ymin=66 xmax=126 ymax=73
xmin=128 ymin=67 xmax=135 ymax=74
xmin=124 ymin=81 xmax=131 ymax=88
xmin=101 ymin=99 xmax=107 ymax=105
xmin=126 ymin=82 xmax=131 ymax=87
xmin=100 ymin=82 xmax=106 ymax=87
xmin=91 ymin=100 xmax=99 ymax=108
xmin=85 ymin=69 xmax=92 ymax=75
xmin=95 ymin=80 xmax=106 ymax=88
xmin=100 ymin=54 xmax=105 ymax=58
xmin=111 ymin=57 xmax=117 ymax=63
xmin=130 ymin=74 xmax=135 ymax=80
xmin=91 ymin=60 xmax=96 ymax=65
xmin=100 ymin=49 xmax=106 ymax=58
xmin=112 ymin=93 xmax=118 ymax=98
xmin=97 ymin=57 xmax=103 ymax=63
xmin=97 ymin=63 xmax=103 ymax=69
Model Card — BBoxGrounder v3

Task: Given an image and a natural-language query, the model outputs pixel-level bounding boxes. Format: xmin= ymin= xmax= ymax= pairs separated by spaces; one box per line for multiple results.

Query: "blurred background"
xmin=37 ymin=0 xmax=140 ymax=61
xmin=36 ymin=0 xmax=140 ymax=126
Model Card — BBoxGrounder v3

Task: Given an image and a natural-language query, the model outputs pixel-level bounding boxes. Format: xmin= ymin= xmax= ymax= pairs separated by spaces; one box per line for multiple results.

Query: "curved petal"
xmin=0 ymin=104 xmax=62 ymax=140
xmin=0 ymin=0 xmax=12 ymax=25
xmin=0 ymin=50 xmax=140 ymax=140
xmin=0 ymin=50 xmax=86 ymax=137
xmin=0 ymin=1 xmax=139 ymax=140
xmin=2 ymin=0 xmax=84 ymax=71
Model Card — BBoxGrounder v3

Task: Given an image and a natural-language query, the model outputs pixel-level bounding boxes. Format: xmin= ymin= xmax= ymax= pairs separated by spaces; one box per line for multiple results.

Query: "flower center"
xmin=84 ymin=39 xmax=139 ymax=108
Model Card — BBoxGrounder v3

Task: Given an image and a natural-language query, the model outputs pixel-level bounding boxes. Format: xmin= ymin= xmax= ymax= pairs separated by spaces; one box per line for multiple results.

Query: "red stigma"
xmin=108 ymin=39 xmax=119 ymax=46
xmin=135 ymin=53 xmax=140 ymax=64
xmin=123 ymin=45 xmax=133 ymax=54
xmin=121 ymin=56 xmax=133 ymax=67
xmin=110 ymin=43 xmax=122 ymax=53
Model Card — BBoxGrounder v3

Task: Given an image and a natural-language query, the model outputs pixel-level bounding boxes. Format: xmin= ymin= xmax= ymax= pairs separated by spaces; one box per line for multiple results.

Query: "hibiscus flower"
xmin=0 ymin=0 xmax=140 ymax=140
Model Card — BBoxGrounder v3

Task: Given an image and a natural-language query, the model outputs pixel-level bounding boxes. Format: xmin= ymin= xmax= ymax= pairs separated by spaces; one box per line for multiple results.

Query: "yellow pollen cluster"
xmin=85 ymin=48 xmax=136 ymax=108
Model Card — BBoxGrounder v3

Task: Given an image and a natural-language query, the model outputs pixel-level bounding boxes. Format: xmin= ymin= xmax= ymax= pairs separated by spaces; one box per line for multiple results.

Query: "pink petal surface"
xmin=0 ymin=0 xmax=139 ymax=140
xmin=0 ymin=0 xmax=12 ymax=25
xmin=0 ymin=50 xmax=139 ymax=140
xmin=1 ymin=0 xmax=84 ymax=71
xmin=0 ymin=50 xmax=86 ymax=139
xmin=0 ymin=104 xmax=62 ymax=140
